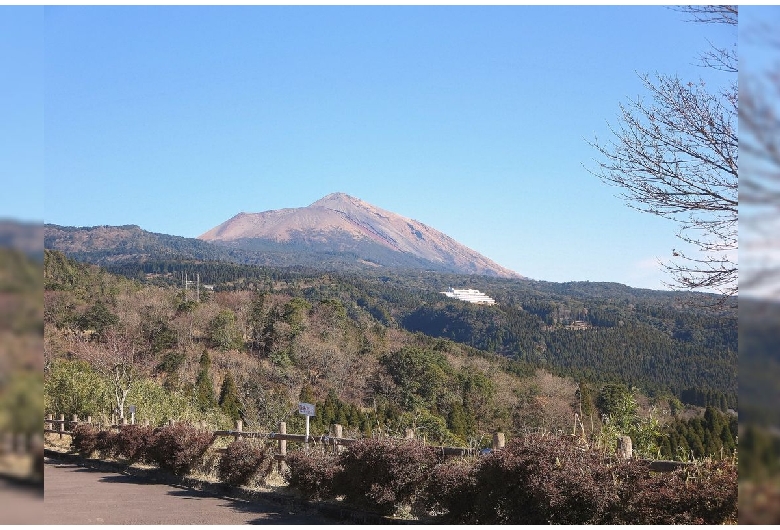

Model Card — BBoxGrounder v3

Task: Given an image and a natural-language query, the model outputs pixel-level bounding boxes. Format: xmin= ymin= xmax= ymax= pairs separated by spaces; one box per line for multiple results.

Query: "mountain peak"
xmin=310 ymin=192 xmax=370 ymax=210
xmin=198 ymin=193 xmax=523 ymax=278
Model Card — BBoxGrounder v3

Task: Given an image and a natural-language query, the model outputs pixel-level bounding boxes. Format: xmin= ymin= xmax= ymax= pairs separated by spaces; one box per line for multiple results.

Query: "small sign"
xmin=128 ymin=405 xmax=137 ymax=415
xmin=298 ymin=402 xmax=315 ymax=416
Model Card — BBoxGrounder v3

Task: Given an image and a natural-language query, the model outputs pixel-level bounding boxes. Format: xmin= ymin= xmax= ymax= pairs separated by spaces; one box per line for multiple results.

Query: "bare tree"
xmin=589 ymin=6 xmax=737 ymax=300
xmin=77 ymin=327 xmax=147 ymax=420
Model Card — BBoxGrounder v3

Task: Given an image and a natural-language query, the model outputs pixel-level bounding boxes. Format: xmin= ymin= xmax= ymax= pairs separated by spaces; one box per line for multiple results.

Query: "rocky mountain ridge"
xmin=44 ymin=193 xmax=522 ymax=278
xmin=199 ymin=192 xmax=522 ymax=278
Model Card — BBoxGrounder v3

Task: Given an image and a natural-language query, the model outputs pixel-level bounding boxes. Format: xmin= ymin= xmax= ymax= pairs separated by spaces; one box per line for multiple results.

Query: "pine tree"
xmin=195 ymin=349 xmax=216 ymax=411
xmin=218 ymin=372 xmax=242 ymax=422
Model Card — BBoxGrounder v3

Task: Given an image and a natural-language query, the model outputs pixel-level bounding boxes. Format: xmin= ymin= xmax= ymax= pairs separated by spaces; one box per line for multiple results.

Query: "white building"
xmin=441 ymin=287 xmax=496 ymax=305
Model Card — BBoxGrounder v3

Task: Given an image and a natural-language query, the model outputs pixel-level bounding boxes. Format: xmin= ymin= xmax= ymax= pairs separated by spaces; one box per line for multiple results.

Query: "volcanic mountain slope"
xmin=199 ymin=193 xmax=523 ymax=278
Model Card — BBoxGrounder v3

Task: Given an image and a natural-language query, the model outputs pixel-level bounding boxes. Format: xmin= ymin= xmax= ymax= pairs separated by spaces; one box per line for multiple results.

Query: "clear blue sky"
xmin=7 ymin=5 xmax=740 ymax=290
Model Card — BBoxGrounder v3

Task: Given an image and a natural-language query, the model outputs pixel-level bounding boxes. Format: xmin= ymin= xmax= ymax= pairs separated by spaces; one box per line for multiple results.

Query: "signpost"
xmin=128 ymin=405 xmax=136 ymax=425
xmin=298 ymin=403 xmax=315 ymax=448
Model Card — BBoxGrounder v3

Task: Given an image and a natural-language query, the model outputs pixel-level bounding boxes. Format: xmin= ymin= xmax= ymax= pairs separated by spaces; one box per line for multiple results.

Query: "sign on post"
xmin=298 ymin=403 xmax=315 ymax=416
xmin=298 ymin=403 xmax=315 ymax=448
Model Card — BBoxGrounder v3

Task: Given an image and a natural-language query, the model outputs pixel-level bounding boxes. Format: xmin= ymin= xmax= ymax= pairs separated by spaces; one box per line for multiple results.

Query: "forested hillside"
xmin=43 ymin=251 xmax=737 ymax=460
xmin=103 ymin=257 xmax=737 ymax=409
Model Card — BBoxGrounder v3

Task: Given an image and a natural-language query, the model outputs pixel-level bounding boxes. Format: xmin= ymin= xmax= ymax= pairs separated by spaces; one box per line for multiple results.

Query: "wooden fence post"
xmin=405 ymin=428 xmax=415 ymax=440
xmin=278 ymin=421 xmax=287 ymax=474
xmin=492 ymin=432 xmax=505 ymax=451
xmin=72 ymin=414 xmax=79 ymax=431
xmin=86 ymin=416 xmax=92 ymax=425
xmin=332 ymin=424 xmax=343 ymax=454
xmin=143 ymin=419 xmax=150 ymax=427
xmin=59 ymin=414 xmax=65 ymax=439
xmin=234 ymin=420 xmax=243 ymax=442
xmin=617 ymin=436 xmax=632 ymax=460
xmin=45 ymin=414 xmax=53 ymax=432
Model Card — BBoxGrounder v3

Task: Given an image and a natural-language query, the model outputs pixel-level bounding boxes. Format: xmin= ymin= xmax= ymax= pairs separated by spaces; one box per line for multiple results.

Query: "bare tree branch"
xmin=76 ymin=327 xmax=148 ymax=419
xmin=588 ymin=7 xmax=737 ymax=301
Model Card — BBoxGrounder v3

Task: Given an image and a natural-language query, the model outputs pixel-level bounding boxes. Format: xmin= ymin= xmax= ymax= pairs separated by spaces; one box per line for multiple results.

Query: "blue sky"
xmin=6 ymin=6 xmax=740 ymax=289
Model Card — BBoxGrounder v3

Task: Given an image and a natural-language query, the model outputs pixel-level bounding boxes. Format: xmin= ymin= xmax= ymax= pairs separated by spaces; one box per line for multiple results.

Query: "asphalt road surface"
xmin=43 ymin=459 xmax=338 ymax=525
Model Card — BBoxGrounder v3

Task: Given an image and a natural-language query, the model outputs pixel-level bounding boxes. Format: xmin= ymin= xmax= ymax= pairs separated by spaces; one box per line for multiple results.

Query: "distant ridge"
xmin=199 ymin=192 xmax=523 ymax=278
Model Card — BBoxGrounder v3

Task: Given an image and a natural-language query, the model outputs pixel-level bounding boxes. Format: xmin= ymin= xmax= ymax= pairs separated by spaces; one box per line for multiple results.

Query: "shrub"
xmin=333 ymin=438 xmax=439 ymax=515
xmin=147 ymin=423 xmax=214 ymax=475
xmin=463 ymin=434 xmax=616 ymax=524
xmin=421 ymin=433 xmax=737 ymax=525
xmin=71 ymin=423 xmax=100 ymax=456
xmin=217 ymin=438 xmax=275 ymax=487
xmin=419 ymin=457 xmax=477 ymax=520
xmin=95 ymin=429 xmax=120 ymax=459
xmin=116 ymin=424 xmax=155 ymax=463
xmin=284 ymin=450 xmax=341 ymax=500
xmin=609 ymin=458 xmax=737 ymax=524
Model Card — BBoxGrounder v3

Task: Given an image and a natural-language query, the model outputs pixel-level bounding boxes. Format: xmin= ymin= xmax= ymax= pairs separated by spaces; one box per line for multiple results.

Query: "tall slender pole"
xmin=305 ymin=415 xmax=310 ymax=450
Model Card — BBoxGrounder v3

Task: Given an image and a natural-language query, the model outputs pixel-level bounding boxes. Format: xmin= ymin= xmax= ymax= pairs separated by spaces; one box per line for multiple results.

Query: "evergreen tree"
xmin=218 ymin=372 xmax=242 ymax=422
xmin=195 ymin=349 xmax=216 ymax=411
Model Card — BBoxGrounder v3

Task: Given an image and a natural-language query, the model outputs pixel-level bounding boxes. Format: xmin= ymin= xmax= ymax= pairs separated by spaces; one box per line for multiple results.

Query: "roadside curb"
xmin=44 ymin=448 xmax=420 ymax=524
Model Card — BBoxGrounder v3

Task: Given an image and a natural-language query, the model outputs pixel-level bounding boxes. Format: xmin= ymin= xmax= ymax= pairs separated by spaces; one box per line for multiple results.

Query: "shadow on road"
xmin=165 ymin=488 xmax=335 ymax=525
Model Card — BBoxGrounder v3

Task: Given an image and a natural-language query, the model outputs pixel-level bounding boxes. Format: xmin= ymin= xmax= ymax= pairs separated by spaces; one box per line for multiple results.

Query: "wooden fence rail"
xmin=44 ymin=415 xmax=689 ymax=471
xmin=44 ymin=414 xmax=498 ymax=459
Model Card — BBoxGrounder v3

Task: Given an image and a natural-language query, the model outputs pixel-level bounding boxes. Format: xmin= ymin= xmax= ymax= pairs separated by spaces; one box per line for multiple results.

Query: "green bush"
xmin=45 ymin=359 xmax=111 ymax=419
xmin=217 ymin=438 xmax=275 ymax=487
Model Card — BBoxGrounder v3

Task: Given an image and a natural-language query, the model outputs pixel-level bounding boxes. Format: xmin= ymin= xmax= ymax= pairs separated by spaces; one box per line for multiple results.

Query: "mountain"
xmin=199 ymin=192 xmax=523 ymax=278
xmin=44 ymin=224 xmax=238 ymax=264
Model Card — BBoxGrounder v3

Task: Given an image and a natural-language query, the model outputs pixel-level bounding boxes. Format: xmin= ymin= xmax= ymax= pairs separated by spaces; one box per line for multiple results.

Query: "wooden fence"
xmin=44 ymin=414 xmax=689 ymax=472
xmin=45 ymin=414 xmax=502 ymax=460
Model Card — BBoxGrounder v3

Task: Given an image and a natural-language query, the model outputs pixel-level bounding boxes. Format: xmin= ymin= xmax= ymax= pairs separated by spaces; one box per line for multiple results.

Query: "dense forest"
xmin=43 ymin=250 xmax=737 ymax=460
xmin=103 ymin=257 xmax=737 ymax=409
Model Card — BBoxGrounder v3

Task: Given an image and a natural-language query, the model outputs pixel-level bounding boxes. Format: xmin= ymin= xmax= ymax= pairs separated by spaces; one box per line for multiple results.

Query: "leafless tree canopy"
xmin=589 ymin=5 xmax=738 ymax=300
xmin=77 ymin=327 xmax=147 ymax=419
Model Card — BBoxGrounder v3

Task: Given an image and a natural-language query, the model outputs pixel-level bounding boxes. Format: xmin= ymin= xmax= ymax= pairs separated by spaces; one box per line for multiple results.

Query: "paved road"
xmin=43 ymin=459 xmax=338 ymax=525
